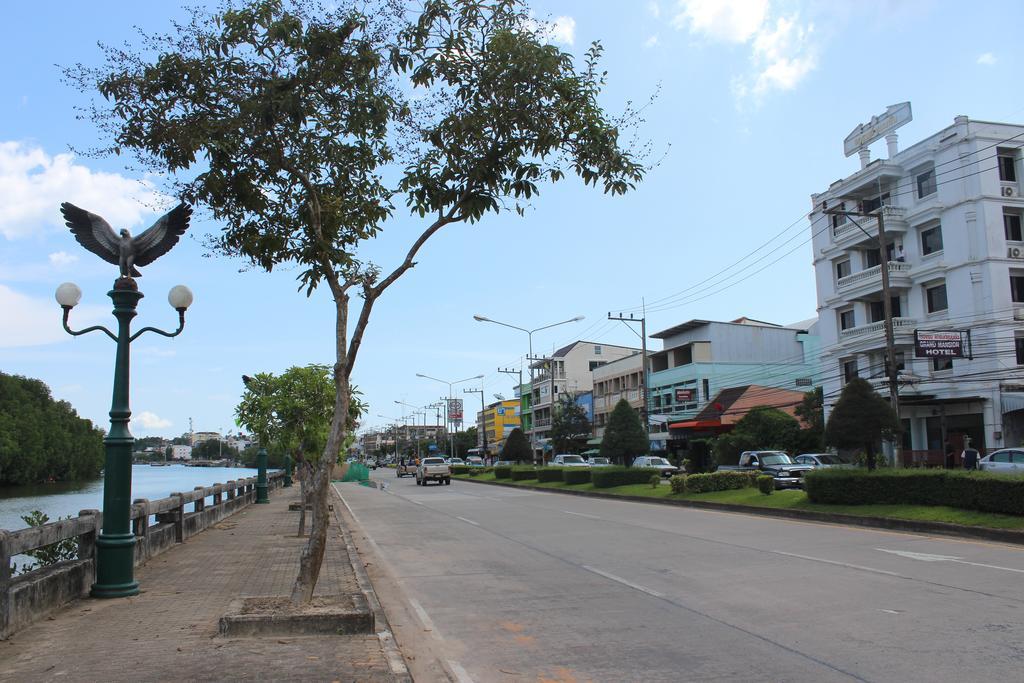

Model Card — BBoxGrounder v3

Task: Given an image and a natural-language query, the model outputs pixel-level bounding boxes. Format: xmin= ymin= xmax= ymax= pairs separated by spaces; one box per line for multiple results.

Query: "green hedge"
xmin=451 ymin=465 xmax=471 ymax=475
xmin=805 ymin=469 xmax=1024 ymax=515
xmin=494 ymin=466 xmax=512 ymax=479
xmin=510 ymin=466 xmax=538 ymax=481
xmin=591 ymin=467 xmax=660 ymax=489
xmin=562 ymin=468 xmax=592 ymax=485
xmin=684 ymin=471 xmax=753 ymax=494
xmin=536 ymin=467 xmax=565 ymax=483
xmin=669 ymin=475 xmax=687 ymax=493
xmin=757 ymin=475 xmax=774 ymax=495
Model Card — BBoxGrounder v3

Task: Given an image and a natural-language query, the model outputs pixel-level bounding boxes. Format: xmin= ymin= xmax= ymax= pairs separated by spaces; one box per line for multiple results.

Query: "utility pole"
xmin=608 ymin=305 xmax=650 ymax=435
xmin=463 ymin=385 xmax=487 ymax=457
xmin=527 ymin=354 xmax=554 ymax=465
xmin=825 ymin=201 xmax=902 ymax=467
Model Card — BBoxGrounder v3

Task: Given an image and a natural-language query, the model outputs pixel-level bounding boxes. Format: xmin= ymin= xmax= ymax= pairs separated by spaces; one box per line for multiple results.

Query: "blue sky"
xmin=3 ymin=0 xmax=1024 ymax=438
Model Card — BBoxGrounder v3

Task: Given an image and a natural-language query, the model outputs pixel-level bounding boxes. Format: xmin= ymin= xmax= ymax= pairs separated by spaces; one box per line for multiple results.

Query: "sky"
xmin=3 ymin=0 xmax=1024 ymax=439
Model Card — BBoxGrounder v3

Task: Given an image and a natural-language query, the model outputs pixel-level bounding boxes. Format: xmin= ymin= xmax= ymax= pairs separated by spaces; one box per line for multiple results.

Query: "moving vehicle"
xmin=718 ymin=451 xmax=812 ymax=489
xmin=631 ymin=456 xmax=679 ymax=477
xmin=551 ymin=454 xmax=590 ymax=467
xmin=416 ymin=456 xmax=451 ymax=485
xmin=465 ymin=456 xmax=485 ymax=467
xmin=448 ymin=457 xmax=465 ymax=466
xmin=978 ymin=449 xmax=1024 ymax=473
xmin=396 ymin=460 xmax=418 ymax=477
xmin=794 ymin=453 xmax=854 ymax=469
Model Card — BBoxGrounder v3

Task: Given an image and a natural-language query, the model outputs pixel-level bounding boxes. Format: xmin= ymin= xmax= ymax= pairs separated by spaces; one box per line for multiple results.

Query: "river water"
xmin=0 ymin=464 xmax=262 ymax=532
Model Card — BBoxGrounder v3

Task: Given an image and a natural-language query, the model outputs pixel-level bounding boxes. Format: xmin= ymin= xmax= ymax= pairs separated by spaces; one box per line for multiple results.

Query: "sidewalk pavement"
xmin=2 ymin=485 xmax=405 ymax=682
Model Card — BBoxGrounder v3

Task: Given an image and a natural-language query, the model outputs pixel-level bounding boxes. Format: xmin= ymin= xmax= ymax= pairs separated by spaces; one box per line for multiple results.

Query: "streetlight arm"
xmin=129 ymin=309 xmax=187 ymax=342
xmin=530 ymin=315 xmax=585 ymax=334
xmin=473 ymin=316 xmax=530 ymax=334
xmin=61 ymin=307 xmax=117 ymax=342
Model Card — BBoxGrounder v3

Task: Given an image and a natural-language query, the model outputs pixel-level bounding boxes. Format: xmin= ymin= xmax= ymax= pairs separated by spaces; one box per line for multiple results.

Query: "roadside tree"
xmin=501 ymin=428 xmax=532 ymax=463
xmin=549 ymin=394 xmax=592 ymax=454
xmin=600 ymin=399 xmax=648 ymax=466
xmin=69 ymin=0 xmax=645 ymax=604
xmin=824 ymin=378 xmax=899 ymax=470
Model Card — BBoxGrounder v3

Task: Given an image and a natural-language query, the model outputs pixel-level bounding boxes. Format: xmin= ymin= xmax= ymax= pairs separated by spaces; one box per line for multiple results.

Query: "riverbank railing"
xmin=1 ymin=471 xmax=285 ymax=640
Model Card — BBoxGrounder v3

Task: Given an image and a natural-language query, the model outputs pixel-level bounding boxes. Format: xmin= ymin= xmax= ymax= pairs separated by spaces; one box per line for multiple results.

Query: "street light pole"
xmin=472 ymin=314 xmax=584 ymax=465
xmin=57 ymin=279 xmax=193 ymax=598
xmin=415 ymin=372 xmax=483 ymax=457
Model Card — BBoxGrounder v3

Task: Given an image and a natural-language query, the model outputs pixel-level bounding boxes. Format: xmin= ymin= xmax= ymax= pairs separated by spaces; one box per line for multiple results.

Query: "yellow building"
xmin=477 ymin=399 xmax=522 ymax=455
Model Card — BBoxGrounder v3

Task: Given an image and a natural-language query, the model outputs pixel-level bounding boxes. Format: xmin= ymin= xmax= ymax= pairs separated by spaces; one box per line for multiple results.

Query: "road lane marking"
xmin=582 ymin=565 xmax=665 ymax=599
xmin=456 ymin=516 xmax=480 ymax=526
xmin=772 ymin=550 xmax=901 ymax=578
xmin=877 ymin=548 xmax=1024 ymax=574
xmin=564 ymin=510 xmax=602 ymax=519
xmin=447 ymin=660 xmax=475 ymax=683
xmin=408 ymin=598 xmax=438 ymax=633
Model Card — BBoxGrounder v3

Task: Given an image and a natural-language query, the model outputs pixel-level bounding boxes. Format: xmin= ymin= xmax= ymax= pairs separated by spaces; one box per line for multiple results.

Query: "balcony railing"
xmin=836 ymin=261 xmax=912 ymax=291
xmin=832 ymin=205 xmax=907 ymax=243
xmin=840 ymin=317 xmax=917 ymax=340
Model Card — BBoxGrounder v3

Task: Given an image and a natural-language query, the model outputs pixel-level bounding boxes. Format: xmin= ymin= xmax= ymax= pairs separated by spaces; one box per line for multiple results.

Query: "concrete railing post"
xmin=131 ymin=499 xmax=149 ymax=539
xmin=226 ymin=481 xmax=236 ymax=501
xmin=78 ymin=509 xmax=100 ymax=585
xmin=213 ymin=484 xmax=222 ymax=507
xmin=194 ymin=486 xmax=205 ymax=513
xmin=168 ymin=493 xmax=185 ymax=543
xmin=1 ymin=529 xmax=11 ymax=640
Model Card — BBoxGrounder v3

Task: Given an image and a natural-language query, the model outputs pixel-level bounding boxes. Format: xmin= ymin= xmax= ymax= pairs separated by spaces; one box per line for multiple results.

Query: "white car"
xmin=587 ymin=457 xmax=612 ymax=467
xmin=550 ymin=454 xmax=590 ymax=467
xmin=632 ymin=456 xmax=679 ymax=477
xmin=978 ymin=449 xmax=1024 ymax=473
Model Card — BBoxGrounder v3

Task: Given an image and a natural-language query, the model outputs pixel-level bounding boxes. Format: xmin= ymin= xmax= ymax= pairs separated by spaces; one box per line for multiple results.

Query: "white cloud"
xmin=671 ymin=0 xmax=768 ymax=43
xmin=523 ymin=14 xmax=576 ymax=46
xmin=745 ymin=15 xmax=817 ymax=96
xmin=136 ymin=411 xmax=172 ymax=430
xmin=48 ymin=251 xmax=79 ymax=268
xmin=648 ymin=1 xmax=661 ymax=19
xmin=0 ymin=141 xmax=167 ymax=240
xmin=645 ymin=34 xmax=660 ymax=48
xmin=0 ymin=284 xmax=108 ymax=348
xmin=977 ymin=52 xmax=997 ymax=66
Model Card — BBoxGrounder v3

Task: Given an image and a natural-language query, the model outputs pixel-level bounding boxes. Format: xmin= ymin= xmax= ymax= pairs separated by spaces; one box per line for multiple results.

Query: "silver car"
xmin=794 ymin=453 xmax=854 ymax=468
xmin=978 ymin=449 xmax=1024 ymax=474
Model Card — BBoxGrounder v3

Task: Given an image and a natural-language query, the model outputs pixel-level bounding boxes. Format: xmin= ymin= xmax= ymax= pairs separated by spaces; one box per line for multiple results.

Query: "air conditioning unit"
xmin=1015 ymin=307 xmax=1024 ymax=321
xmin=1002 ymin=186 xmax=1015 ymax=197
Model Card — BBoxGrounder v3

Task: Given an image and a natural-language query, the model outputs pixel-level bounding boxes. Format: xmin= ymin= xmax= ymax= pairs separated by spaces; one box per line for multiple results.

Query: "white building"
xmin=810 ymin=110 xmax=1024 ymax=462
xmin=171 ymin=445 xmax=193 ymax=461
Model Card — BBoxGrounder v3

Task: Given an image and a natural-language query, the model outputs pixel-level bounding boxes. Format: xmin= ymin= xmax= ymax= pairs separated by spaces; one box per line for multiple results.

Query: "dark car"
xmin=718 ymin=451 xmax=813 ymax=489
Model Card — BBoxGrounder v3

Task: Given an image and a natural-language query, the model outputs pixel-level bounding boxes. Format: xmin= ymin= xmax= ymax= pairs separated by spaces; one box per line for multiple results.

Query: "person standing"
xmin=962 ymin=444 xmax=979 ymax=471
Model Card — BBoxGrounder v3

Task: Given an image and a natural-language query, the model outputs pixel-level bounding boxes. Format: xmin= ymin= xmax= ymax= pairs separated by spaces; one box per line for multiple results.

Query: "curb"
xmin=330 ymin=487 xmax=412 ymax=682
xmin=453 ymin=476 xmax=1024 ymax=546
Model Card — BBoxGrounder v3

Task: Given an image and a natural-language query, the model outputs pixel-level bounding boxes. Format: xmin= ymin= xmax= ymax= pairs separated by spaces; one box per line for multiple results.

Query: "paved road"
xmin=338 ymin=471 xmax=1024 ymax=683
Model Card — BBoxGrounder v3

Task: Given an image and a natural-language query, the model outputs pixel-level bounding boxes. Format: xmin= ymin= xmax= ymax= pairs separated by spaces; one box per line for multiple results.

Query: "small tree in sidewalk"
xmin=824 ymin=378 xmax=899 ymax=471
xmin=600 ymin=399 xmax=648 ymax=466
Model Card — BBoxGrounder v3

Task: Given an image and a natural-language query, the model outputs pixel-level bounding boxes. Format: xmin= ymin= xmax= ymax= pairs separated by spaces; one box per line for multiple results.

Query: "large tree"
xmin=599 ymin=399 xmax=648 ymax=466
xmin=824 ymin=378 xmax=899 ymax=470
xmin=549 ymin=394 xmax=592 ymax=454
xmin=69 ymin=0 xmax=644 ymax=604
xmin=501 ymin=427 xmax=531 ymax=463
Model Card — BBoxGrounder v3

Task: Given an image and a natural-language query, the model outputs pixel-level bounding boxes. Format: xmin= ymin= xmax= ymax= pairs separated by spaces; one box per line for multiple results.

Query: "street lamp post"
xmin=415 ymin=373 xmax=484 ymax=458
xmin=472 ymin=314 xmax=584 ymax=465
xmin=57 ymin=279 xmax=193 ymax=598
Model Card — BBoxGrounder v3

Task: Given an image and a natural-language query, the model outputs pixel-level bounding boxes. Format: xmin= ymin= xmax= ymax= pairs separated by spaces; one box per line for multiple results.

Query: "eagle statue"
xmin=60 ymin=202 xmax=192 ymax=278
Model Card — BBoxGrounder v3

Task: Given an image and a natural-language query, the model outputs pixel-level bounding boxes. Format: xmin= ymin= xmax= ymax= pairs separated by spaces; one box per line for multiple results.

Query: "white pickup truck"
xmin=416 ymin=457 xmax=451 ymax=486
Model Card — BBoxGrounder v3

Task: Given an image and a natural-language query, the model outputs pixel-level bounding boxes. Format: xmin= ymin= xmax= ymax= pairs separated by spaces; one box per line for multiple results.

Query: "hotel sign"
xmin=914 ymin=330 xmax=969 ymax=358
xmin=675 ymin=388 xmax=695 ymax=402
xmin=844 ymin=102 xmax=913 ymax=157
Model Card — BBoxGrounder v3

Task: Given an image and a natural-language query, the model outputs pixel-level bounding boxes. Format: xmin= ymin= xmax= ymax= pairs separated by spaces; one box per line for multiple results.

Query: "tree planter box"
xmin=219 ymin=594 xmax=373 ymax=637
xmin=287 ymin=503 xmax=334 ymax=511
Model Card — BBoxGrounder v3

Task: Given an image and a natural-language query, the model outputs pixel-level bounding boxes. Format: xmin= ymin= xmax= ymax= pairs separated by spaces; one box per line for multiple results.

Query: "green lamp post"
xmin=256 ymin=446 xmax=270 ymax=503
xmin=57 ymin=279 xmax=193 ymax=598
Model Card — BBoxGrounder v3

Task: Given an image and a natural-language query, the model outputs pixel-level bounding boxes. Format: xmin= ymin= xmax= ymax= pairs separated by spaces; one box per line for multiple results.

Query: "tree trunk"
xmin=290 ymin=456 xmax=332 ymax=605
xmin=866 ymin=442 xmax=877 ymax=471
xmin=296 ymin=459 xmax=310 ymax=537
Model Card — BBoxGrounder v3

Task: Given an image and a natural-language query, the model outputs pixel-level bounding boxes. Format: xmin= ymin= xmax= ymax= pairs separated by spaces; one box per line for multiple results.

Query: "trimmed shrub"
xmin=669 ymin=475 xmax=687 ymax=494
xmin=649 ymin=473 xmax=661 ymax=488
xmin=591 ymin=466 xmax=660 ymax=488
xmin=451 ymin=465 xmax=471 ymax=475
xmin=757 ymin=475 xmax=774 ymax=495
xmin=685 ymin=471 xmax=753 ymax=494
xmin=537 ymin=467 xmax=565 ymax=483
xmin=510 ymin=466 xmax=538 ymax=481
xmin=804 ymin=468 xmax=1024 ymax=516
xmin=468 ymin=468 xmax=481 ymax=476
xmin=562 ymin=468 xmax=591 ymax=485
xmin=493 ymin=465 xmax=512 ymax=479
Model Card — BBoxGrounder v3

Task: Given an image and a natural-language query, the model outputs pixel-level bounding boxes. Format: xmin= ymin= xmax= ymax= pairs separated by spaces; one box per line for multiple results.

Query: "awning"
xmin=586 ymin=437 xmax=602 ymax=445
xmin=669 ymin=419 xmax=722 ymax=430
xmin=1002 ymin=392 xmax=1024 ymax=414
xmin=582 ymin=448 xmax=600 ymax=456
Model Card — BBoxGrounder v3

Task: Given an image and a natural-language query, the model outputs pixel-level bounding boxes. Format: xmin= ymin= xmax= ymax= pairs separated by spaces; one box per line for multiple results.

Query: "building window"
xmin=702 ymin=378 xmax=710 ymax=401
xmin=869 ymin=297 xmax=901 ymax=323
xmin=839 ymin=308 xmax=855 ymax=331
xmin=999 ymin=151 xmax=1017 ymax=182
xmin=916 ymin=167 xmax=937 ymax=199
xmin=835 ymin=259 xmax=851 ymax=280
xmin=593 ymin=345 xmax=602 ymax=355
xmin=1005 ymin=210 xmax=1023 ymax=242
xmin=931 ymin=357 xmax=953 ymax=372
xmin=921 ymin=224 xmax=943 ymax=255
xmin=1011 ymin=275 xmax=1024 ymax=303
xmin=925 ymin=283 xmax=948 ymax=313
xmin=832 ymin=212 xmax=847 ymax=231
xmin=842 ymin=359 xmax=859 ymax=384
xmin=589 ymin=361 xmax=606 ymax=371
xmin=1016 ymin=337 xmax=1024 ymax=365
xmin=861 ymin=192 xmax=890 ymax=215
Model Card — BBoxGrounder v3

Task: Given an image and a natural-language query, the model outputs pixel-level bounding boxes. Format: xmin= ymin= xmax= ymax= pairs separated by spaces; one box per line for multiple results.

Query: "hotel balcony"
xmin=831 ymin=205 xmax=907 ymax=249
xmin=836 ymin=261 xmax=912 ymax=299
xmin=839 ymin=317 xmax=917 ymax=343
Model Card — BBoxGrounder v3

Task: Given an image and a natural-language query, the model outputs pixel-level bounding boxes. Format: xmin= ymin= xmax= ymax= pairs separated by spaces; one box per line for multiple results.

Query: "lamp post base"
xmin=256 ymin=447 xmax=270 ymax=503
xmin=90 ymin=532 xmax=140 ymax=598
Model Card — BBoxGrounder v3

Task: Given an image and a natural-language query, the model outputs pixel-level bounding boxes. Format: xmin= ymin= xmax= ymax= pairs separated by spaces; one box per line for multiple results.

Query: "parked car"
xmin=794 ymin=453 xmax=854 ymax=469
xmin=494 ymin=460 xmax=515 ymax=467
xmin=448 ymin=457 xmax=466 ymax=466
xmin=718 ymin=451 xmax=812 ymax=489
xmin=978 ymin=448 xmax=1024 ymax=473
xmin=416 ymin=457 xmax=451 ymax=485
xmin=587 ymin=457 xmax=612 ymax=467
xmin=466 ymin=456 xmax=485 ymax=467
xmin=550 ymin=454 xmax=590 ymax=467
xmin=631 ymin=456 xmax=678 ymax=477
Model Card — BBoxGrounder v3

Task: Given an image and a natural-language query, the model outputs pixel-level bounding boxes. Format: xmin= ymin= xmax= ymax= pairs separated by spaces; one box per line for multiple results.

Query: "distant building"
xmin=171 ymin=445 xmax=193 ymax=461
xmin=191 ymin=431 xmax=220 ymax=445
xmin=476 ymin=399 xmax=522 ymax=456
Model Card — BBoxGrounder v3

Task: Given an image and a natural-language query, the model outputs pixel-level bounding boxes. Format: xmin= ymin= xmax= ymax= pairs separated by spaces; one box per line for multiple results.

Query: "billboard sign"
xmin=675 ymin=388 xmax=695 ymax=402
xmin=914 ymin=330 xmax=969 ymax=358
xmin=844 ymin=102 xmax=912 ymax=157
xmin=447 ymin=398 xmax=464 ymax=422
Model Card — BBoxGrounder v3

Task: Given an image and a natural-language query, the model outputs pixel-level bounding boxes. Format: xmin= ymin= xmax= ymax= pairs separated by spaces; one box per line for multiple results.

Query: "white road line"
xmin=408 ymin=598 xmax=438 ymax=633
xmin=447 ymin=660 xmax=475 ymax=683
xmin=772 ymin=550 xmax=902 ymax=578
xmin=582 ymin=565 xmax=665 ymax=599
xmin=564 ymin=510 xmax=602 ymax=520
xmin=410 ymin=499 xmax=425 ymax=505
xmin=877 ymin=548 xmax=1024 ymax=574
xmin=456 ymin=516 xmax=480 ymax=526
